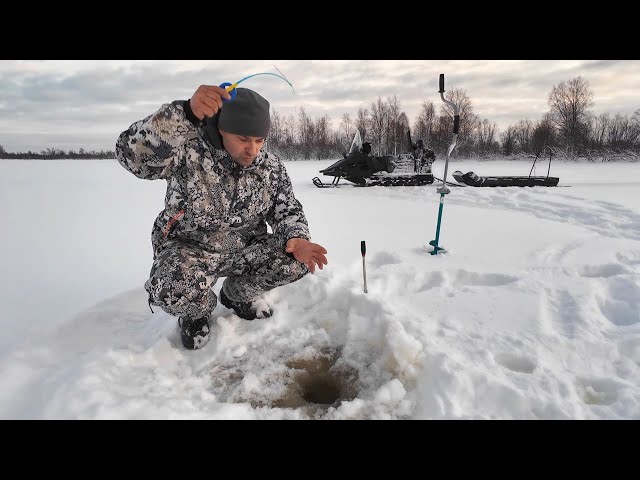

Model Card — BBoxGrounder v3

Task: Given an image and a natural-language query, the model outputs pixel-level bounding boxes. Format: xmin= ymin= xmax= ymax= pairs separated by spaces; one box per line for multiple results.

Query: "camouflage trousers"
xmin=145 ymin=234 xmax=309 ymax=319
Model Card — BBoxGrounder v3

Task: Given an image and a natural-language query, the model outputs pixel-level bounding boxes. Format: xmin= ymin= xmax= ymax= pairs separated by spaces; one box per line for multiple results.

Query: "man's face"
xmin=219 ymin=129 xmax=265 ymax=167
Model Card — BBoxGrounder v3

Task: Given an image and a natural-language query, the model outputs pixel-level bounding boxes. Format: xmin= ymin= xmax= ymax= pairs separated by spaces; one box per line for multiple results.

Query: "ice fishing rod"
xmin=219 ymin=65 xmax=295 ymax=101
xmin=429 ymin=74 xmax=460 ymax=255
xmin=361 ymin=241 xmax=368 ymax=293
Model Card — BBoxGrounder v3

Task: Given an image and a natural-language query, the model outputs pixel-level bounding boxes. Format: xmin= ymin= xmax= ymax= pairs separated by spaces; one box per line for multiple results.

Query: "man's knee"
xmin=145 ymin=248 xmax=215 ymax=317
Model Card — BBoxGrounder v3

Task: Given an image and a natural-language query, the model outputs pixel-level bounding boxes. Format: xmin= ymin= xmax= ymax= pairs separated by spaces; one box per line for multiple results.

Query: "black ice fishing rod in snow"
xmin=428 ymin=74 xmax=460 ymax=255
xmin=361 ymin=241 xmax=368 ymax=293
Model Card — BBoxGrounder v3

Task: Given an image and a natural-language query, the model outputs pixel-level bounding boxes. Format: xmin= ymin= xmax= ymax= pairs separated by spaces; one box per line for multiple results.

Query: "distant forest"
xmin=0 ymin=147 xmax=114 ymax=160
xmin=265 ymin=76 xmax=640 ymax=162
xmin=2 ymin=76 xmax=639 ymax=162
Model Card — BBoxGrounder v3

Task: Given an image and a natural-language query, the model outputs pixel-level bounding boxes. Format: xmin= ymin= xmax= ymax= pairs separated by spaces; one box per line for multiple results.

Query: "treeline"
xmin=266 ymin=76 xmax=640 ymax=161
xmin=0 ymin=147 xmax=115 ymax=160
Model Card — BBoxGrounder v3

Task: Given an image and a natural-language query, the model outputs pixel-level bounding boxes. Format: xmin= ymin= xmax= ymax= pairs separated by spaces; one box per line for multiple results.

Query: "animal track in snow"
xmin=454 ymin=270 xmax=519 ymax=287
xmin=494 ymin=352 xmax=537 ymax=374
xmin=597 ymin=276 xmax=640 ymax=326
xmin=578 ymin=263 xmax=629 ymax=278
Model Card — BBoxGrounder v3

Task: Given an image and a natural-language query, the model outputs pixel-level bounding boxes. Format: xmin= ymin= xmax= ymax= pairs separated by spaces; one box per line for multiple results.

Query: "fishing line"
xmin=219 ymin=65 xmax=295 ymax=101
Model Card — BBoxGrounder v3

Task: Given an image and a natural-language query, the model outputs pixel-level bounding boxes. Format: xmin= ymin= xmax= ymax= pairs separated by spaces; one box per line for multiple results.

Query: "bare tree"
xmin=355 ymin=107 xmax=369 ymax=144
xmin=500 ymin=125 xmax=517 ymax=156
xmin=432 ymin=112 xmax=454 ymax=155
xmin=397 ymin=112 xmax=411 ymax=153
xmin=438 ymin=88 xmax=479 ymax=154
xmin=513 ymin=119 xmax=534 ymax=154
xmin=530 ymin=113 xmax=557 ymax=154
xmin=339 ymin=113 xmax=355 ymax=147
xmin=412 ymin=101 xmax=436 ymax=146
xmin=297 ymin=107 xmax=315 ymax=158
xmin=314 ymin=115 xmax=332 ymax=159
xmin=282 ymin=114 xmax=296 ymax=147
xmin=268 ymin=109 xmax=282 ymax=148
xmin=370 ymin=97 xmax=388 ymax=155
xmin=548 ymin=76 xmax=594 ymax=156
xmin=590 ymin=113 xmax=610 ymax=151
xmin=476 ymin=118 xmax=498 ymax=156
xmin=386 ymin=95 xmax=401 ymax=154
xmin=608 ymin=113 xmax=640 ymax=151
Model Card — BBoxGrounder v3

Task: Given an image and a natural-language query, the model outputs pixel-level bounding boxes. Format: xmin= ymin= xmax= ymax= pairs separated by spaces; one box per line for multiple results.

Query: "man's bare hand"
xmin=189 ymin=85 xmax=232 ymax=121
xmin=286 ymin=238 xmax=328 ymax=274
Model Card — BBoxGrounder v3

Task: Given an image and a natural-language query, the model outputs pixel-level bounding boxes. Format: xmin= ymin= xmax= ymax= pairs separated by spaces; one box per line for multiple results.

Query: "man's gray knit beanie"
xmin=218 ymin=87 xmax=271 ymax=138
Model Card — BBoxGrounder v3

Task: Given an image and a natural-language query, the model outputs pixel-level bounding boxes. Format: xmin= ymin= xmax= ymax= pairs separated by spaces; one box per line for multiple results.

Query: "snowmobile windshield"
xmin=348 ymin=130 xmax=363 ymax=154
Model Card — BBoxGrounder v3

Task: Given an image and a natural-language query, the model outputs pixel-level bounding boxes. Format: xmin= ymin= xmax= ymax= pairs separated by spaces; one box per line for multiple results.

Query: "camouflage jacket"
xmin=116 ymin=100 xmax=310 ymax=255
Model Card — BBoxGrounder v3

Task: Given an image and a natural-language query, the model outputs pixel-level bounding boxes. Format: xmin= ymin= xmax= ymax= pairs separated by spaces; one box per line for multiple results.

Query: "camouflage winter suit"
xmin=116 ymin=100 xmax=310 ymax=319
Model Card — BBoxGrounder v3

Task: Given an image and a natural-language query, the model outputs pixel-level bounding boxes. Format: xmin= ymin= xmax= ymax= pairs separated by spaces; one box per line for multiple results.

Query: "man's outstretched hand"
xmin=286 ymin=238 xmax=328 ymax=274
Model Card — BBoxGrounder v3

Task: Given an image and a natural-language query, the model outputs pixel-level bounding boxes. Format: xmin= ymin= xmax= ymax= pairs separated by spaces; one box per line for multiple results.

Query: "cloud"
xmin=1 ymin=60 xmax=638 ymax=151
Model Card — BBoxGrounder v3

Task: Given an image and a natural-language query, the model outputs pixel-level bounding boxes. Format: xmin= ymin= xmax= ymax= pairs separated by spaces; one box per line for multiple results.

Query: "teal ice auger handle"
xmin=429 ymin=74 xmax=460 ymax=255
xmin=219 ymin=68 xmax=295 ymax=102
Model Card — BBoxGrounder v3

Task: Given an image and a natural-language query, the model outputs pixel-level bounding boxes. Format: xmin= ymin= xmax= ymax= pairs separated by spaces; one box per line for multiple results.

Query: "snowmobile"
xmin=452 ymin=146 xmax=560 ymax=187
xmin=312 ymin=130 xmax=435 ymax=187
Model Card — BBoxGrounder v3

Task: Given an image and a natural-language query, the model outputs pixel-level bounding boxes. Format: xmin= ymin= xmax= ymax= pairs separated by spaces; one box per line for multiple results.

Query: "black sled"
xmin=452 ymin=171 xmax=560 ymax=187
xmin=452 ymin=147 xmax=560 ymax=187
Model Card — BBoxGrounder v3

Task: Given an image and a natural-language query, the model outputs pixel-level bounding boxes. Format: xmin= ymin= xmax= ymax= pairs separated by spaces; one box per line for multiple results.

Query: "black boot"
xmin=178 ymin=315 xmax=211 ymax=350
xmin=219 ymin=288 xmax=272 ymax=320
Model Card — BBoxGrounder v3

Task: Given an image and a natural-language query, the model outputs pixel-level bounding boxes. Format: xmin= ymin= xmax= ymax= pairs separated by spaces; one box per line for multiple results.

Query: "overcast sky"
xmin=1 ymin=60 xmax=638 ymax=153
